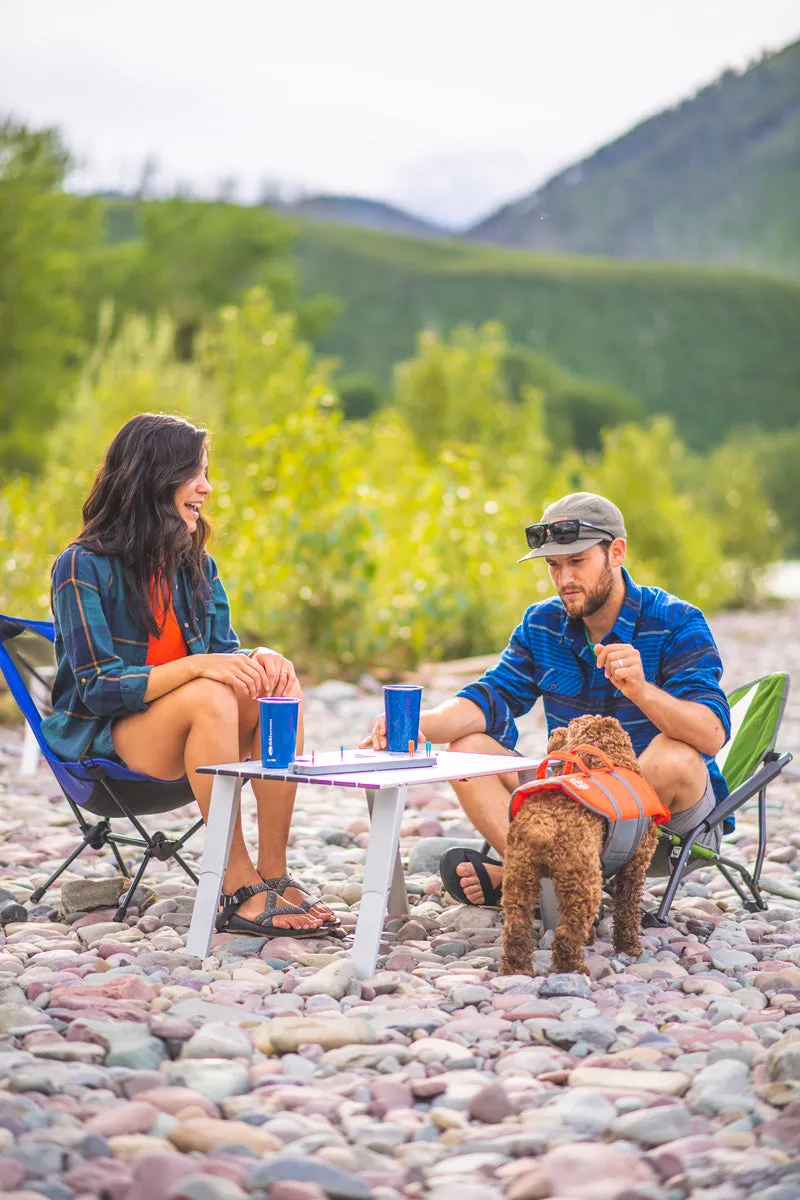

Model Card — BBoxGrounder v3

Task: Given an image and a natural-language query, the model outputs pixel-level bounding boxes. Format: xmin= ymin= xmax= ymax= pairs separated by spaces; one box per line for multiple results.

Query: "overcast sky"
xmin=2 ymin=0 xmax=798 ymax=228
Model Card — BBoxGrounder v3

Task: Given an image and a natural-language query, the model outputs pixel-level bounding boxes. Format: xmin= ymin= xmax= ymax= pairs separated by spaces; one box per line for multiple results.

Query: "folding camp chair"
xmin=0 ymin=614 xmax=203 ymax=921
xmin=643 ymin=671 xmax=793 ymax=926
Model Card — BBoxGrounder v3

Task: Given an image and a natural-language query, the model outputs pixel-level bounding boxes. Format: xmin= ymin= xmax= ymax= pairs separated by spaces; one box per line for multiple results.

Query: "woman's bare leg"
xmin=236 ymin=685 xmax=337 ymax=922
xmin=112 ymin=678 xmax=320 ymax=929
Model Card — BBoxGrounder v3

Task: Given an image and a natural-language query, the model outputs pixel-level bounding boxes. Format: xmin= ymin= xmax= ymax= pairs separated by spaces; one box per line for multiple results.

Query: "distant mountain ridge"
xmin=467 ymin=40 xmax=800 ymax=275
xmin=284 ymin=194 xmax=449 ymax=238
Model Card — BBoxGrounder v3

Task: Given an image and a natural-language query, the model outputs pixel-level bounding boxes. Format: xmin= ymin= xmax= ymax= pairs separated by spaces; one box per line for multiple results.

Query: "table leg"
xmin=351 ymin=785 xmax=406 ymax=979
xmin=366 ymin=789 xmax=409 ymax=918
xmin=186 ymin=776 xmax=242 ymax=959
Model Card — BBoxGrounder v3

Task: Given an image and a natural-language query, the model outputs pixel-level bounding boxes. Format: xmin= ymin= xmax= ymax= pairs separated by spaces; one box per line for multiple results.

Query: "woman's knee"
xmin=181 ymin=678 xmax=240 ymax=723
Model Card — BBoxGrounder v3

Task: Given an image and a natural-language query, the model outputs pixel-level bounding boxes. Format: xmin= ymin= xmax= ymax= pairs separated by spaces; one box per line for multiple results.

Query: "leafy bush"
xmin=0 ymin=304 xmax=781 ymax=676
xmin=0 ymin=121 xmax=100 ymax=472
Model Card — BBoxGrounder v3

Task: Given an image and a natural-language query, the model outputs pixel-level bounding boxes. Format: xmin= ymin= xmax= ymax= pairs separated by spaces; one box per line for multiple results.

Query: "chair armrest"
xmin=701 ymin=751 xmax=793 ymax=832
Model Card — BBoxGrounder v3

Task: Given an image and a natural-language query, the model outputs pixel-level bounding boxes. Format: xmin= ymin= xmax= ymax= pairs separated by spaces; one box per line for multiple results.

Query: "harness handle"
xmin=536 ymin=743 xmax=618 ymax=779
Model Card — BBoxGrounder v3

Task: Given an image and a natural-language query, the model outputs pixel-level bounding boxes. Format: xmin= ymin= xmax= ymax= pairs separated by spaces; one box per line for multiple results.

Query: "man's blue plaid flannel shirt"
xmin=458 ymin=568 xmax=731 ymax=823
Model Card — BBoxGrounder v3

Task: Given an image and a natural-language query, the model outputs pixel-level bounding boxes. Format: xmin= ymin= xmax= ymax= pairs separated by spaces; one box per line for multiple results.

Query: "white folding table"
xmin=185 ymin=750 xmax=540 ymax=977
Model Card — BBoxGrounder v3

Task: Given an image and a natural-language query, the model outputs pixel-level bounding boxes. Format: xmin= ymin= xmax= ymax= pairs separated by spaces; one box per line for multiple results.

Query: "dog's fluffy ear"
xmin=547 ymin=726 xmax=569 ymax=754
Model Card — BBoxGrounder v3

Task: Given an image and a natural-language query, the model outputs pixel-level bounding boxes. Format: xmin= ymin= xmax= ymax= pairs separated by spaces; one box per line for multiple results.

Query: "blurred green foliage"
xmin=86 ymin=197 xmax=339 ymax=360
xmin=0 ymin=298 xmax=781 ymax=675
xmin=293 ymin=221 xmax=800 ymax=452
xmin=0 ymin=120 xmax=100 ymax=472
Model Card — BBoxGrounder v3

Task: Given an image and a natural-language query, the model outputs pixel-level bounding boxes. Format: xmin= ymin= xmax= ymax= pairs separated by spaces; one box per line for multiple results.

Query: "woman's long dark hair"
xmin=75 ymin=413 xmax=212 ymax=636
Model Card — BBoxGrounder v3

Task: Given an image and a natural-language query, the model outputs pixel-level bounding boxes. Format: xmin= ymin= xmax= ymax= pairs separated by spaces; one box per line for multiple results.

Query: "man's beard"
xmin=559 ymin=565 xmax=615 ymax=619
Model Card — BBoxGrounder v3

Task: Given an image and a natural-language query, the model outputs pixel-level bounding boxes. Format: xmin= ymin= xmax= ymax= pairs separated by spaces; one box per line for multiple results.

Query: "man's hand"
xmin=359 ymin=714 xmax=425 ymax=752
xmin=249 ymin=647 xmax=298 ymax=697
xmin=593 ymin=642 xmax=645 ymax=701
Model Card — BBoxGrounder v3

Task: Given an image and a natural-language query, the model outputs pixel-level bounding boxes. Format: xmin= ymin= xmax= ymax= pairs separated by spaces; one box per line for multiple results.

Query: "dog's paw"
xmin=499 ymin=958 xmax=533 ymax=977
xmin=613 ymin=945 xmax=642 ymax=962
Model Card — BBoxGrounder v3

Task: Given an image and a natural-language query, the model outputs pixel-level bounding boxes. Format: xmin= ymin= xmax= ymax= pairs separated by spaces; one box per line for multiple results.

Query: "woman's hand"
xmin=249 ymin=646 xmax=298 ymax=697
xmin=191 ymin=653 xmax=269 ymax=699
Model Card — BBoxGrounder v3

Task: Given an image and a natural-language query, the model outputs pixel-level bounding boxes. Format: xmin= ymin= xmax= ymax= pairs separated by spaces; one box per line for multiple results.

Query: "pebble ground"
xmin=0 ymin=602 xmax=798 ymax=1200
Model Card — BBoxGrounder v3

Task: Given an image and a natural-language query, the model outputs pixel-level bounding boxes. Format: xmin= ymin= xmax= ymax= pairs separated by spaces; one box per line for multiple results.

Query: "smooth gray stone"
xmin=248 ymin=1155 xmax=372 ymax=1198
xmin=78 ymin=1020 xmax=167 ymax=1070
xmin=59 ymin=877 xmax=125 ymax=912
xmin=164 ymin=1059 xmax=251 ymax=1103
xmin=180 ymin=1023 xmax=253 ymax=1061
xmin=545 ymin=1087 xmax=615 ymax=1135
xmin=546 ymin=1017 xmax=618 ymax=1051
xmin=612 ymin=1102 xmax=693 ymax=1145
xmin=709 ymin=948 xmax=758 ymax=970
xmin=22 ymin=1182 xmax=73 ymax=1200
xmin=0 ymin=1002 xmax=53 ymax=1035
xmin=5 ymin=1142 xmax=70 ymax=1178
xmin=539 ymin=973 xmax=592 ymax=999
xmin=168 ymin=998 xmax=268 ymax=1024
xmin=166 ymin=1175 xmax=247 ymax=1200
xmin=407 ymin=836 xmax=484 ymax=876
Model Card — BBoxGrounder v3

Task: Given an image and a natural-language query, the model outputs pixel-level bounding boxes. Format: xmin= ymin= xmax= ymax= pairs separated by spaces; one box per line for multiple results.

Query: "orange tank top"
xmin=146 ymin=578 xmax=188 ymax=667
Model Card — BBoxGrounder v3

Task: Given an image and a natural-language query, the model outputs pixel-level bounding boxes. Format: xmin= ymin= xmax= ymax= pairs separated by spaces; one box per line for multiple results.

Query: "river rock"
xmin=179 ymin=1023 xmax=254 ymax=1060
xmin=168 ymin=1116 xmax=282 ymax=1154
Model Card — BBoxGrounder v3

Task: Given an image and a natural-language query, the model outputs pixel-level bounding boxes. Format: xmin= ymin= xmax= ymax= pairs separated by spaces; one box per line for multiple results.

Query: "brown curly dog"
xmin=500 ymin=714 xmax=659 ymax=977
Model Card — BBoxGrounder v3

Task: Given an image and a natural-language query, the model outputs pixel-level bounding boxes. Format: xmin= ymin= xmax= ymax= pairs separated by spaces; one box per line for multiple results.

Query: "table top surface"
xmin=196 ymin=749 xmax=541 ymax=790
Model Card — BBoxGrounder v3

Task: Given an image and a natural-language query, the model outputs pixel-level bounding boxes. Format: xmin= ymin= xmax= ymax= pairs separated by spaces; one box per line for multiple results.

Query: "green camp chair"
xmin=644 ymin=671 xmax=793 ymax=926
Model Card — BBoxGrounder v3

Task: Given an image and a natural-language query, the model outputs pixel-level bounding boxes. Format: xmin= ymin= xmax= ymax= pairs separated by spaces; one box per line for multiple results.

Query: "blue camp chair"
xmin=0 ymin=614 xmax=203 ymax=921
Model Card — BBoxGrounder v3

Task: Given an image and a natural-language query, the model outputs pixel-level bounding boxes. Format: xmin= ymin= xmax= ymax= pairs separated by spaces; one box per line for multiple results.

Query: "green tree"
xmin=87 ymin=196 xmax=338 ymax=358
xmin=337 ymin=372 xmax=384 ymax=420
xmin=728 ymin=427 xmax=800 ymax=555
xmin=545 ymin=380 xmax=643 ymax=455
xmin=0 ymin=120 xmax=100 ymax=472
xmin=392 ymin=322 xmax=550 ymax=491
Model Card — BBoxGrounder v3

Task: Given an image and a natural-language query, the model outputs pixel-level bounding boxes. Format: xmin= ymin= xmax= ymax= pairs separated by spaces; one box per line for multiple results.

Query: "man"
xmin=362 ymin=492 xmax=730 ymax=906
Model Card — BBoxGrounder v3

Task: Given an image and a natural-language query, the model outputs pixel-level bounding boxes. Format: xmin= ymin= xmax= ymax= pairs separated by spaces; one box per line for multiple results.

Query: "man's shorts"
xmin=660 ymin=770 xmax=722 ymax=848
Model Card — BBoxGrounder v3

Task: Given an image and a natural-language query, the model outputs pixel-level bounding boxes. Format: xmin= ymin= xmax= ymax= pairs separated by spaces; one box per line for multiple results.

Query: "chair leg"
xmin=169 ymin=818 xmax=204 ymax=853
xmin=171 ymin=851 xmax=199 ymax=885
xmin=715 ymin=854 xmax=767 ymax=911
xmin=752 ymin=786 xmax=768 ymax=889
xmin=108 ymin=839 xmax=131 ymax=879
xmin=29 ymin=821 xmax=112 ymax=903
xmin=114 ymin=851 xmax=153 ymax=922
xmin=652 ymin=837 xmax=698 ymax=925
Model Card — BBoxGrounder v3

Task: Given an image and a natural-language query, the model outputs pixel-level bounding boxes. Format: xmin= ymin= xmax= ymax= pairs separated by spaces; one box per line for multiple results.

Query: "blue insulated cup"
xmin=259 ymin=697 xmax=300 ymax=768
xmin=384 ymin=685 xmax=423 ymax=754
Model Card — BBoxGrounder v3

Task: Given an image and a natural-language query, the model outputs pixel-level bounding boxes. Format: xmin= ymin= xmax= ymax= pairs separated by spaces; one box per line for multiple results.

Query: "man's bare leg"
xmin=638 ymin=733 xmax=710 ymax=814
xmin=446 ymin=734 xmax=518 ymax=905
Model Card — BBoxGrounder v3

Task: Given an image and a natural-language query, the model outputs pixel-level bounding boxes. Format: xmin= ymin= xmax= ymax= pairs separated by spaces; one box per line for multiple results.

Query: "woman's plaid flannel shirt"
xmin=41 ymin=544 xmax=243 ymax=763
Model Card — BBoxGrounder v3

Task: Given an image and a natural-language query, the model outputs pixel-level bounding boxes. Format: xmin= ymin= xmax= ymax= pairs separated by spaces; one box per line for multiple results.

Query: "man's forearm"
xmin=420 ymin=696 xmax=487 ymax=745
xmin=634 ymin=683 xmax=726 ymax=756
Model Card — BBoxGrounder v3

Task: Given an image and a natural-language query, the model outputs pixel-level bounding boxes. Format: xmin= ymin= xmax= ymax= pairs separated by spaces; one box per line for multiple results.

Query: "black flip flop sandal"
xmin=260 ymin=871 xmax=343 ymax=930
xmin=215 ymin=883 xmax=331 ymax=938
xmin=439 ymin=847 xmax=503 ymax=907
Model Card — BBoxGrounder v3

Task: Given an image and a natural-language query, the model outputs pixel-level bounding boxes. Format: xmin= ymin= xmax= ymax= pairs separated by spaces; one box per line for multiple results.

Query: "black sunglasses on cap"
xmin=524 ymin=519 xmax=616 ymax=551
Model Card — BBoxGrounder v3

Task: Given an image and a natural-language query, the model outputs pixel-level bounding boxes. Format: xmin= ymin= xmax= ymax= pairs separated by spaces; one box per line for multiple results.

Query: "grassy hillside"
xmin=470 ymin=40 xmax=800 ymax=276
xmin=293 ymin=221 xmax=800 ymax=450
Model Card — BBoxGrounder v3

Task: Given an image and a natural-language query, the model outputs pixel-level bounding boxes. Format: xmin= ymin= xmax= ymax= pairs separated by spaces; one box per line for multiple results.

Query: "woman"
xmin=42 ymin=412 xmax=337 ymax=937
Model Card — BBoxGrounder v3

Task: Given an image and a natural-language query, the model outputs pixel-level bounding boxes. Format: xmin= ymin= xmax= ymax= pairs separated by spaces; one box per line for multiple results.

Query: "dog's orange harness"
xmin=510 ymin=744 xmax=670 ymax=876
